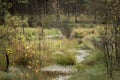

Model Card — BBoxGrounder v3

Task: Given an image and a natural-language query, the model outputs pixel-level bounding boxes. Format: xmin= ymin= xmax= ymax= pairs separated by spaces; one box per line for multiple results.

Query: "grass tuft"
xmin=54 ymin=51 xmax=76 ymax=65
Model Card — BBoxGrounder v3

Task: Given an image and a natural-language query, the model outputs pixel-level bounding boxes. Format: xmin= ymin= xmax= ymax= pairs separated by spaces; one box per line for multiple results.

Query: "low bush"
xmin=11 ymin=40 xmax=34 ymax=67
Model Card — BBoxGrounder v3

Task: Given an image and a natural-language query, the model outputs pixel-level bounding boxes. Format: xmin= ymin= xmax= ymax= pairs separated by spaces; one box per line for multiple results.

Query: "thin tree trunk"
xmin=75 ymin=3 xmax=78 ymax=23
xmin=5 ymin=53 xmax=9 ymax=72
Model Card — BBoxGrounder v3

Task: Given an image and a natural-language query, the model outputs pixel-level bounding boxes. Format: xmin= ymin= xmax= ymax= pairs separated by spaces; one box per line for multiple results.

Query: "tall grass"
xmin=54 ymin=51 xmax=76 ymax=65
xmin=69 ymin=50 xmax=106 ymax=80
xmin=70 ymin=50 xmax=120 ymax=80
xmin=0 ymin=68 xmax=52 ymax=80
xmin=69 ymin=66 xmax=108 ymax=80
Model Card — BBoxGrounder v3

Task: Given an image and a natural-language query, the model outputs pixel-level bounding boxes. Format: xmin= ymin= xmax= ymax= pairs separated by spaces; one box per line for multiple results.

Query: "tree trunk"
xmin=5 ymin=53 xmax=9 ymax=72
xmin=75 ymin=3 xmax=78 ymax=23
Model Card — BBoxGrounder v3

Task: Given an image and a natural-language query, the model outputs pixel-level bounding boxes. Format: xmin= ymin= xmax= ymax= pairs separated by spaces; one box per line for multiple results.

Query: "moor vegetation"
xmin=0 ymin=0 xmax=120 ymax=80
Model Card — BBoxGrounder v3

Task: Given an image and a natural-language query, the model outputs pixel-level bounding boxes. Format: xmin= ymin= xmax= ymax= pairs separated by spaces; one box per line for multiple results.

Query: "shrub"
xmin=11 ymin=40 xmax=34 ymax=67
xmin=79 ymin=34 xmax=98 ymax=50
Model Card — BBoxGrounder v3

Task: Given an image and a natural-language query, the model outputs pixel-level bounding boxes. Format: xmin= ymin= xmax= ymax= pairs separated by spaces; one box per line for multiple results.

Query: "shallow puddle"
xmin=41 ymin=50 xmax=91 ymax=80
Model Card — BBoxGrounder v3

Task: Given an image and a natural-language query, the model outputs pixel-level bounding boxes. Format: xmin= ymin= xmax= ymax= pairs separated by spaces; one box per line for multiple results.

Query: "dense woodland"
xmin=0 ymin=0 xmax=120 ymax=80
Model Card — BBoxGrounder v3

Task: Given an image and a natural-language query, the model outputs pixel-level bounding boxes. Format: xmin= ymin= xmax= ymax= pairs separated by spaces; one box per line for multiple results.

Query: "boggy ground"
xmin=0 ymin=26 xmax=108 ymax=80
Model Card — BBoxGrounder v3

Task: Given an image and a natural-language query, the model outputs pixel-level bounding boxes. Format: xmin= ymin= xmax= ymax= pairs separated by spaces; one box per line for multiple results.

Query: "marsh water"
xmin=41 ymin=49 xmax=90 ymax=80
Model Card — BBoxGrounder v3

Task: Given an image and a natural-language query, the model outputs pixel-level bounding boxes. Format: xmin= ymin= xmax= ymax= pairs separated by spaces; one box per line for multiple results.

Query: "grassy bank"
xmin=69 ymin=50 xmax=120 ymax=80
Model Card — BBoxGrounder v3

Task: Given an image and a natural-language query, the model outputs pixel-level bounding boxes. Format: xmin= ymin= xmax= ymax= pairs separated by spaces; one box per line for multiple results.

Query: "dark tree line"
xmin=0 ymin=0 xmax=91 ymax=25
